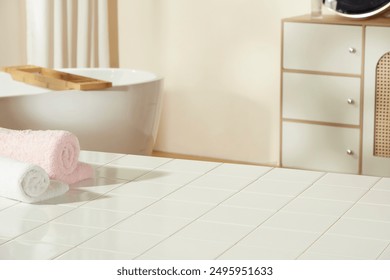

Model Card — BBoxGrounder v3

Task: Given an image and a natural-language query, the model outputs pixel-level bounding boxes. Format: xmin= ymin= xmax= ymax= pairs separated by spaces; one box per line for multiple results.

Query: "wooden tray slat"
xmin=1 ymin=65 xmax=112 ymax=91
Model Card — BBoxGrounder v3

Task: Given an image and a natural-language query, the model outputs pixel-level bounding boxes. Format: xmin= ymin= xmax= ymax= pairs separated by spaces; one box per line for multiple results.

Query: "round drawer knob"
xmin=346 ymin=149 xmax=354 ymax=155
xmin=349 ymin=47 xmax=357 ymax=54
xmin=347 ymin=98 xmax=354 ymax=104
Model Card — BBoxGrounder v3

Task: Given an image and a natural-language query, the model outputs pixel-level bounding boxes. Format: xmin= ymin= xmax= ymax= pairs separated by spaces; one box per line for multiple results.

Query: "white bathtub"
xmin=0 ymin=68 xmax=163 ymax=155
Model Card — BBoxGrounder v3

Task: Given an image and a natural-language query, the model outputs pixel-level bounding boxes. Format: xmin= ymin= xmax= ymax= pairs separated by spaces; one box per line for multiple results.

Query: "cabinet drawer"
xmin=282 ymin=122 xmax=359 ymax=174
xmin=282 ymin=72 xmax=361 ymax=125
xmin=283 ymin=22 xmax=362 ymax=74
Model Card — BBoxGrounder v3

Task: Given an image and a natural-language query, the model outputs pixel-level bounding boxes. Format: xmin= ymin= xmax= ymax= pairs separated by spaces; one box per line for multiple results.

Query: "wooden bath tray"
xmin=1 ymin=65 xmax=112 ymax=90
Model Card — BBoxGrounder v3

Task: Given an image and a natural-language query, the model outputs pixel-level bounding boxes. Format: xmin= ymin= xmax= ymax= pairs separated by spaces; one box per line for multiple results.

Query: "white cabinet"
xmin=282 ymin=72 xmax=361 ymax=125
xmin=282 ymin=122 xmax=360 ymax=173
xmin=281 ymin=15 xmax=390 ymax=176
xmin=283 ymin=22 xmax=362 ymax=74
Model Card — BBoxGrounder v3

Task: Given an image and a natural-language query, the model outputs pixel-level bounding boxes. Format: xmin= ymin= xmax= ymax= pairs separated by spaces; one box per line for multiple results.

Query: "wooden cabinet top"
xmin=283 ymin=14 xmax=390 ymax=27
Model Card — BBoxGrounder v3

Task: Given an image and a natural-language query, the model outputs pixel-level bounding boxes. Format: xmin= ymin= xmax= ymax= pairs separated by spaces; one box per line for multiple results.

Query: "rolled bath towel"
xmin=0 ymin=128 xmax=93 ymax=184
xmin=0 ymin=156 xmax=69 ymax=203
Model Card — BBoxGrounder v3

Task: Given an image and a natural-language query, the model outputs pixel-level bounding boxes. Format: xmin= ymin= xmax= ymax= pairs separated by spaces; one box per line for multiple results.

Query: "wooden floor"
xmin=152 ymin=150 xmax=277 ymax=167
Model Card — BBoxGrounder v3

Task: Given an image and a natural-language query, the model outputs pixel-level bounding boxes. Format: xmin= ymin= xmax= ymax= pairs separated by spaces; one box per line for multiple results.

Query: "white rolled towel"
xmin=0 ymin=156 xmax=69 ymax=203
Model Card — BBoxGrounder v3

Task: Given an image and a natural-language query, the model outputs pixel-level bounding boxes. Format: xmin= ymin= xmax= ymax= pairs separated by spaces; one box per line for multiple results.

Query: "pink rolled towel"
xmin=0 ymin=128 xmax=93 ymax=184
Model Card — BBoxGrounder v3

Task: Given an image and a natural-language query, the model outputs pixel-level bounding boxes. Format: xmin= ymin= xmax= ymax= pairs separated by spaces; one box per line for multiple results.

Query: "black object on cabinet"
xmin=323 ymin=0 xmax=390 ymax=18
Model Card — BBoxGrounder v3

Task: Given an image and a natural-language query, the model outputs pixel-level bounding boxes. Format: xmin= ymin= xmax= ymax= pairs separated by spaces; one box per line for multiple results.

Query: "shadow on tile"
xmin=95 ymin=165 xmax=168 ymax=182
xmin=36 ymin=189 xmax=107 ymax=206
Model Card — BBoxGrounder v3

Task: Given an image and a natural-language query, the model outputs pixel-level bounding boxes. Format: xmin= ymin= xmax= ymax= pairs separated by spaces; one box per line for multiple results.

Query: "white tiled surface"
xmin=1 ymin=150 xmax=390 ymax=260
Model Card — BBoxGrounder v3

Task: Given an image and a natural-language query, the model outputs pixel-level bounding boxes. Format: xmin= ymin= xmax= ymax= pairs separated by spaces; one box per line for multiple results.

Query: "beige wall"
xmin=1 ymin=0 xmax=315 ymax=165
xmin=0 ymin=0 xmax=26 ymax=67
xmin=118 ymin=0 xmax=311 ymax=165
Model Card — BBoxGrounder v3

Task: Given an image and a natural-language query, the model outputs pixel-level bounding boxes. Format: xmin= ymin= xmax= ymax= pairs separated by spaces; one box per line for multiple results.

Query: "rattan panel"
xmin=375 ymin=52 xmax=390 ymax=157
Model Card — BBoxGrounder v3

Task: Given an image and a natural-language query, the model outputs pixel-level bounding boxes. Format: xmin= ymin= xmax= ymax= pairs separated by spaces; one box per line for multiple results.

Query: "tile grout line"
xmin=0 ymin=201 xmax=23 ymax=214
xmin=377 ymin=242 xmax=390 ymax=260
xmin=0 ymin=177 xmax=131 ymax=253
xmin=51 ymin=157 xmax=183 ymax=259
xmin=84 ymin=152 xmax=128 ymax=168
xmin=0 ymin=155 xmax=174 ymax=259
xmin=0 ymin=155 xmax=260 ymax=257
xmin=37 ymin=166 xmax=390 ymax=260
xmin=212 ymin=172 xmax=329 ymax=260
xmin=133 ymin=167 xmax=280 ymax=260
xmin=295 ymin=176 xmax=383 ymax=260
xmin=52 ymin=158 xmax=227 ymax=259
xmin=3 ymin=154 xmax=383 ymax=260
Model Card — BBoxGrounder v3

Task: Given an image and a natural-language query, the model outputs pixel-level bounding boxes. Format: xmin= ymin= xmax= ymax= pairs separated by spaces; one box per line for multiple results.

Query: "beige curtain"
xmin=25 ymin=0 xmax=110 ymax=68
